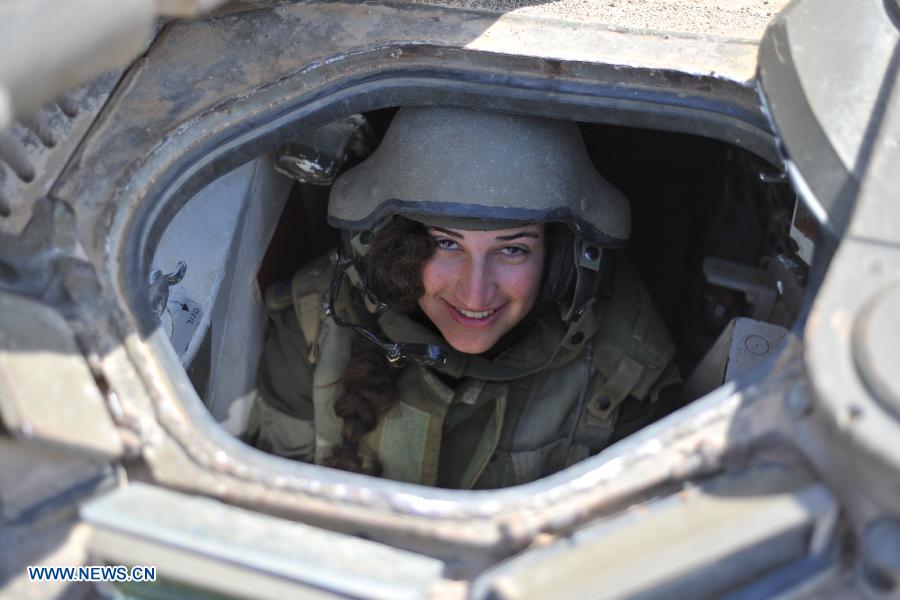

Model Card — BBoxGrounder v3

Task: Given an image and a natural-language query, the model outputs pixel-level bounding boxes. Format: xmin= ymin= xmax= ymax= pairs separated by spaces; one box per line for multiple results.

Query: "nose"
xmin=455 ymin=255 xmax=495 ymax=309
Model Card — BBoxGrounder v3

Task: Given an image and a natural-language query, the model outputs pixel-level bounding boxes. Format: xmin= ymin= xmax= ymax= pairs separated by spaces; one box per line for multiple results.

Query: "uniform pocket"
xmin=246 ymin=397 xmax=316 ymax=462
xmin=510 ymin=437 xmax=569 ymax=483
xmin=475 ymin=437 xmax=569 ymax=488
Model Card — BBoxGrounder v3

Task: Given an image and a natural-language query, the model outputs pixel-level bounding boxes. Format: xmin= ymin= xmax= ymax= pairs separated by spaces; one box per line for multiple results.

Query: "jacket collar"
xmin=377 ymin=303 xmax=599 ymax=381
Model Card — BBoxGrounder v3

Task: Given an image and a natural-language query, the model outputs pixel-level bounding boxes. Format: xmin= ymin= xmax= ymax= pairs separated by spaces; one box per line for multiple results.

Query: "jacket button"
xmin=591 ymin=396 xmax=611 ymax=412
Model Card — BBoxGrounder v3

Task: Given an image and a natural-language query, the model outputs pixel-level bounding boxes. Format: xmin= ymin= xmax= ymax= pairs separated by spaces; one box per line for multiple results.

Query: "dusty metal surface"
xmin=0 ymin=520 xmax=94 ymax=600
xmin=471 ymin=467 xmax=837 ymax=598
xmin=0 ymin=0 xmax=229 ymax=128
xmin=0 ymin=438 xmax=113 ymax=525
xmin=757 ymin=0 xmax=898 ymax=238
xmin=405 ymin=0 xmax=788 ymax=39
xmin=802 ymin=239 xmax=900 ymax=520
xmin=756 ymin=0 xmax=900 ymax=578
xmin=0 ymin=436 xmax=116 ymax=599
xmin=0 ymin=73 xmax=121 ymax=236
xmin=0 ymin=291 xmax=123 ymax=458
xmin=83 ymin=482 xmax=446 ymax=600
xmin=683 ymin=317 xmax=789 ymax=400
xmin=0 ymin=0 xmax=151 ymax=129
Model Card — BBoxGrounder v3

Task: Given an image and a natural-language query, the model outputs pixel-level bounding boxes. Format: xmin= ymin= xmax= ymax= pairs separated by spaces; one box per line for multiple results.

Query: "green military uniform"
xmin=244 ymin=251 xmax=679 ymax=489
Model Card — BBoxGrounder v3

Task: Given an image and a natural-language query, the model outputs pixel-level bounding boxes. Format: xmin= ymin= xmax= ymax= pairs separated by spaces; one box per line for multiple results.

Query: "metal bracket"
xmin=148 ymin=261 xmax=187 ymax=319
xmin=703 ymin=256 xmax=778 ymax=321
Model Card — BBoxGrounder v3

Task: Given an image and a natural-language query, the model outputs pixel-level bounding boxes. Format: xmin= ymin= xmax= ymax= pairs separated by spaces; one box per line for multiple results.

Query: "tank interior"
xmin=149 ymin=106 xmax=812 ymax=445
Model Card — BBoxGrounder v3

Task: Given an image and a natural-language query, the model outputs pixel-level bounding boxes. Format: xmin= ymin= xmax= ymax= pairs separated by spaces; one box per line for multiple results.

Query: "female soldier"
xmin=244 ymin=107 xmax=680 ymax=489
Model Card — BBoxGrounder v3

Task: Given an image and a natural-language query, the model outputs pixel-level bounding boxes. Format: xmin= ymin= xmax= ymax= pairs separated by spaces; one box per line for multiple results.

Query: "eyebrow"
xmin=430 ymin=227 xmax=464 ymax=239
xmin=429 ymin=227 xmax=540 ymax=241
xmin=495 ymin=232 xmax=540 ymax=241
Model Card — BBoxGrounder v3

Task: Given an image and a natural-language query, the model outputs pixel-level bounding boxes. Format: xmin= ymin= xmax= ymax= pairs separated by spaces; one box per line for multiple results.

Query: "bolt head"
xmin=785 ymin=387 xmax=811 ymax=417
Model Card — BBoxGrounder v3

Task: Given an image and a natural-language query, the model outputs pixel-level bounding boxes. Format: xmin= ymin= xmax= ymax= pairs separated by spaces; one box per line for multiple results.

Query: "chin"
xmin=443 ymin=333 xmax=498 ymax=355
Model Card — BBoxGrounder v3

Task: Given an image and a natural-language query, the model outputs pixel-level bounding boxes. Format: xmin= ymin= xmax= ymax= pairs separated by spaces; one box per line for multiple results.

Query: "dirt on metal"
xmin=404 ymin=0 xmax=790 ymax=39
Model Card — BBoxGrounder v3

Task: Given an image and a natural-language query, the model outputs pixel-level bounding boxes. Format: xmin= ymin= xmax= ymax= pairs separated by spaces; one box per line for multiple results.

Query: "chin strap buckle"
xmin=385 ymin=343 xmax=447 ymax=367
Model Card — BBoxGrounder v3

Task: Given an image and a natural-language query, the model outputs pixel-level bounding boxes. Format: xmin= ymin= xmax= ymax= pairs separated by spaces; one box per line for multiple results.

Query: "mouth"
xmin=442 ymin=300 xmax=507 ymax=329
xmin=456 ymin=306 xmax=497 ymax=318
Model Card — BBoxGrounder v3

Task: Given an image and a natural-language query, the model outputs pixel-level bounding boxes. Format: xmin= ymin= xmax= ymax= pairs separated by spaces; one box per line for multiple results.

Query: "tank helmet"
xmin=328 ymin=106 xmax=630 ymax=325
xmin=329 ymin=106 xmax=630 ymax=247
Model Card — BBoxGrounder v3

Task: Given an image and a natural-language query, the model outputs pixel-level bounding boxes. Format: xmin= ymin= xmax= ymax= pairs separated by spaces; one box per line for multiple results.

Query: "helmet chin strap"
xmin=323 ymin=257 xmax=447 ymax=368
xmin=561 ymin=241 xmax=607 ymax=323
xmin=563 ymin=265 xmax=600 ymax=323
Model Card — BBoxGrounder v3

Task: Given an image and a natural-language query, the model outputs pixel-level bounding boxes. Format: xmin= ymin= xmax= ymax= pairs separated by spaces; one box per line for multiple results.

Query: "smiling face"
xmin=418 ymin=224 xmax=545 ymax=354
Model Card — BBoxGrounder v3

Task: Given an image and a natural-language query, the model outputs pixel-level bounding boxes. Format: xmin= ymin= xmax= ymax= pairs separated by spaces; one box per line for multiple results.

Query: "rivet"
xmin=785 ymin=387 xmax=811 ymax=418
xmin=359 ymin=231 xmax=374 ymax=245
xmin=570 ymin=332 xmax=584 ymax=345
xmin=595 ymin=396 xmax=611 ymax=411
xmin=584 ymin=246 xmax=599 ymax=261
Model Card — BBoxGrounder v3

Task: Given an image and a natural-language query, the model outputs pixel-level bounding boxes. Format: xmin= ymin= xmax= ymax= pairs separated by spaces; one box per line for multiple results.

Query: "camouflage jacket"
xmin=244 ymin=253 xmax=678 ymax=489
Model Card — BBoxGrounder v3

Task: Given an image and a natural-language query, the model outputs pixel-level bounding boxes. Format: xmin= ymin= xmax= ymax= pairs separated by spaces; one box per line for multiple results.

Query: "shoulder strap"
xmin=266 ymin=253 xmax=337 ymax=366
xmin=587 ymin=259 xmax=678 ymax=421
xmin=292 ymin=285 xmax=323 ymax=365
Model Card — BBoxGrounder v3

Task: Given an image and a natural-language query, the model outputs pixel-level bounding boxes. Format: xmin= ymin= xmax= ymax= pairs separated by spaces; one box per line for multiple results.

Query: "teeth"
xmin=456 ymin=307 xmax=496 ymax=319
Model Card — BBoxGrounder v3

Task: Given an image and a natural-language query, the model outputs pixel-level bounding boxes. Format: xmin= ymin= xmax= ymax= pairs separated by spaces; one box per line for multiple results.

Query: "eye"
xmin=499 ymin=245 xmax=530 ymax=257
xmin=434 ymin=238 xmax=459 ymax=251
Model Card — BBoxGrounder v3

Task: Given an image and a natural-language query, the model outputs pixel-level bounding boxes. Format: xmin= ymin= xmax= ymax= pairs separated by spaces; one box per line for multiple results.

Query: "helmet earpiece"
xmin=543 ymin=227 xmax=618 ymax=323
xmin=538 ymin=223 xmax=577 ymax=306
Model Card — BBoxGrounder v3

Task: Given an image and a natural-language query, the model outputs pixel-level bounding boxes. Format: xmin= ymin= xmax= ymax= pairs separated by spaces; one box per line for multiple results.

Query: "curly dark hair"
xmin=322 ymin=216 xmax=573 ymax=475
xmin=322 ymin=217 xmax=434 ymax=474
xmin=366 ymin=217 xmax=435 ymax=313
